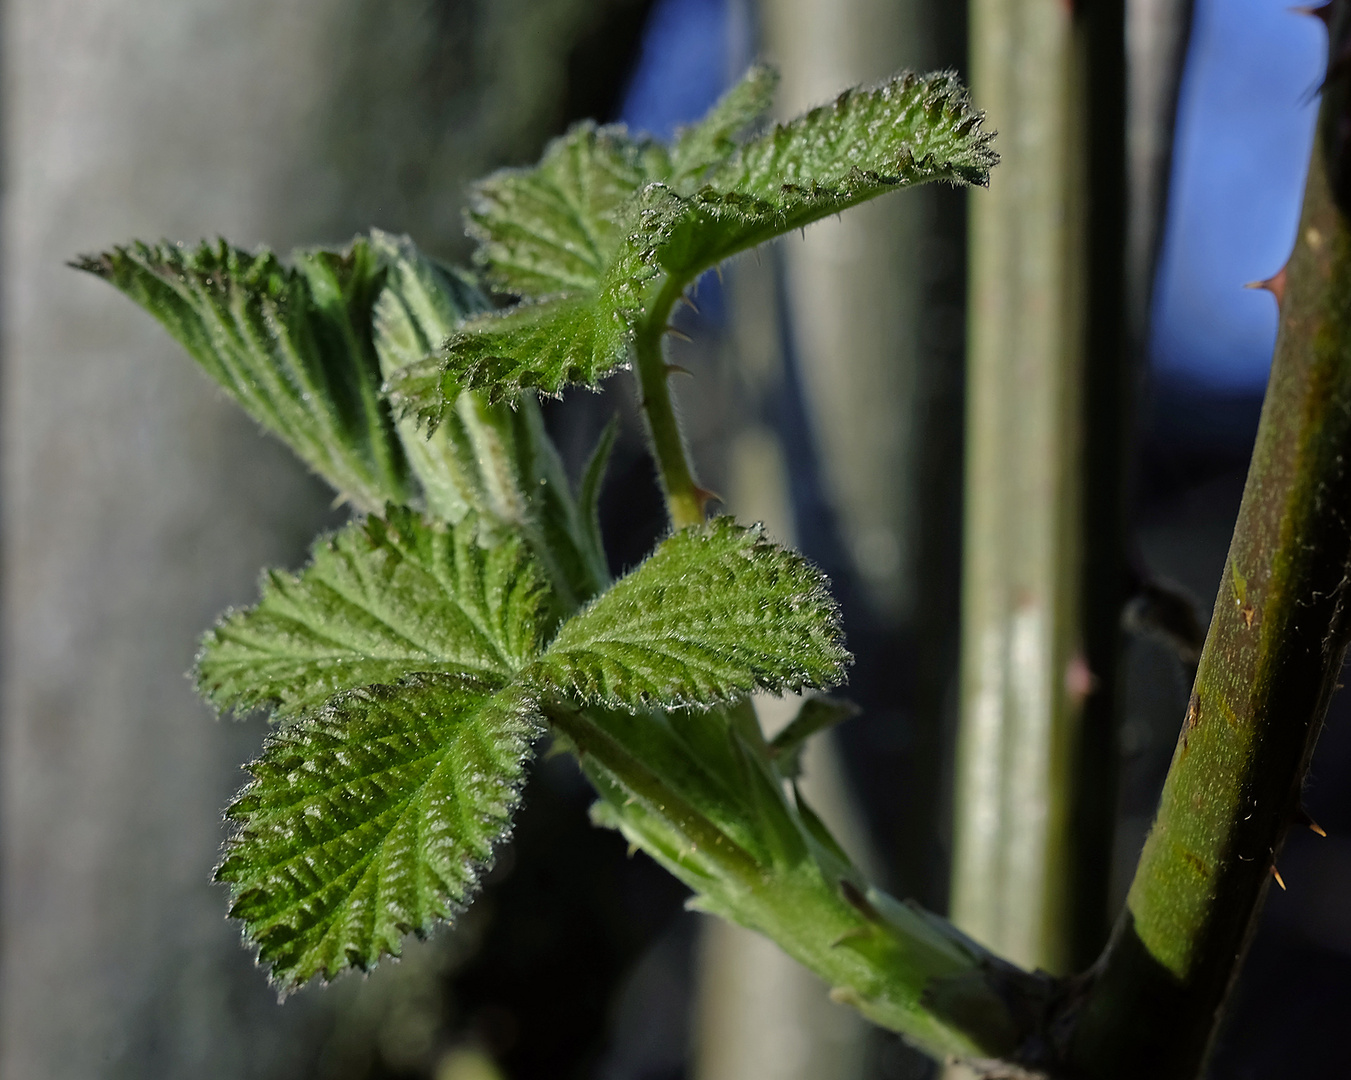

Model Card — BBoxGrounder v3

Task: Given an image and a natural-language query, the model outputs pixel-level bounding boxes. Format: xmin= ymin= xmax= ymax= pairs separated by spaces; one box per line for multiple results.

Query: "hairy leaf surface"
xmin=369 ymin=230 xmax=490 ymax=521
xmin=217 ymin=677 xmax=540 ymax=989
xmin=76 ymin=238 xmax=412 ymax=512
xmin=650 ymin=70 xmax=997 ymax=279
xmin=466 ymin=122 xmax=666 ymax=297
xmin=391 ymin=68 xmax=994 ymax=416
xmin=533 ymin=517 xmax=849 ymax=709
xmin=198 ymin=508 xmax=550 ymax=721
xmin=385 ymin=234 xmax=655 ymax=416
xmin=669 ymin=64 xmax=779 ymax=185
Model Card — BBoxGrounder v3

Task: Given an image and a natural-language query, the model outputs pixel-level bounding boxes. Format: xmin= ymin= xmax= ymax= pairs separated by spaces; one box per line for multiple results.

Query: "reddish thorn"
xmin=1065 ymin=654 xmax=1099 ymax=703
xmin=1271 ymin=865 xmax=1288 ymax=891
xmin=1244 ymin=266 xmax=1287 ymax=308
xmin=1291 ymin=3 xmax=1333 ymax=26
xmin=692 ymin=486 xmax=722 ymax=513
xmin=665 ymin=325 xmax=693 ymax=343
xmin=665 ymin=363 xmax=694 ymax=378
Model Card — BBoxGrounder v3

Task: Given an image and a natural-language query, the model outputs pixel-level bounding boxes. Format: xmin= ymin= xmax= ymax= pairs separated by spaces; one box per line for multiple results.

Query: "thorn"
xmin=665 ymin=363 xmax=694 ymax=378
xmin=680 ymin=293 xmax=700 ymax=315
xmin=839 ymin=880 xmax=882 ymax=921
xmin=1271 ymin=864 xmax=1288 ymax=891
xmin=626 ymin=842 xmax=639 ymax=858
xmin=1244 ymin=266 xmax=1287 ymax=307
xmin=692 ymin=485 xmax=722 ymax=513
xmin=713 ymin=263 xmax=724 ymax=285
xmin=1292 ymin=3 xmax=1333 ymax=26
xmin=665 ymin=325 xmax=693 ymax=342
xmin=1295 ymin=806 xmax=1328 ymax=836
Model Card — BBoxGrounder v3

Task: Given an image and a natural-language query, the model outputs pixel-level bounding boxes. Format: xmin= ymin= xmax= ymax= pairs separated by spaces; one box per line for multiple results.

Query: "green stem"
xmin=1067 ymin=137 xmax=1351 ymax=1080
xmin=951 ymin=0 xmax=1088 ymax=979
xmin=634 ymin=275 xmax=705 ymax=529
xmin=546 ymin=699 xmax=1055 ymax=1068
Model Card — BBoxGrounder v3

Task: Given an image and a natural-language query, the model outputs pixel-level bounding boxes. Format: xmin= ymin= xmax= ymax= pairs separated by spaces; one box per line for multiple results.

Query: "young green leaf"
xmin=217 ymin=676 xmax=541 ymax=989
xmin=669 ymin=64 xmax=779 ymax=186
xmin=75 ymin=238 xmax=413 ymax=512
xmin=197 ymin=508 xmax=551 ymax=722
xmin=385 ymin=235 xmax=655 ymax=418
xmin=368 ymin=230 xmax=490 ymax=521
xmin=389 ymin=68 xmax=994 ymax=416
xmin=649 ymin=70 xmax=997 ymax=280
xmin=531 ymin=517 xmax=849 ymax=710
xmin=465 ymin=121 xmax=668 ymax=298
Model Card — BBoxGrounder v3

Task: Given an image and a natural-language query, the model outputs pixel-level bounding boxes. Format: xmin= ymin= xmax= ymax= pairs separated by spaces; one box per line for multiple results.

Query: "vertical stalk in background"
xmin=951 ymin=0 xmax=1127 ymax=976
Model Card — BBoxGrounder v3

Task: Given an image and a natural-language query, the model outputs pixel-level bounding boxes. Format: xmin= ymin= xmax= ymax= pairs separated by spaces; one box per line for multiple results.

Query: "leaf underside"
xmin=217 ymin=676 xmax=540 ymax=990
xmin=75 ymin=238 xmax=414 ymax=513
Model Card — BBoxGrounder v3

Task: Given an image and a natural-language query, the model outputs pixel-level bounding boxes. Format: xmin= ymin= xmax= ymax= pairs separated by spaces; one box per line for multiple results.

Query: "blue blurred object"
xmin=619 ymin=0 xmax=752 ymax=325
xmin=619 ymin=0 xmax=746 ymax=140
xmin=1151 ymin=0 xmax=1325 ymax=392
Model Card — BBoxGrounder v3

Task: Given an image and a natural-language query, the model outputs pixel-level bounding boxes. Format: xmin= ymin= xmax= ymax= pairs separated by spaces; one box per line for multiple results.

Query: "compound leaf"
xmin=532 ymin=517 xmax=849 ymax=710
xmin=390 ymin=68 xmax=994 ymax=416
xmin=197 ymin=508 xmax=551 ymax=722
xmin=75 ymin=238 xmax=412 ymax=513
xmin=217 ymin=676 xmax=540 ymax=989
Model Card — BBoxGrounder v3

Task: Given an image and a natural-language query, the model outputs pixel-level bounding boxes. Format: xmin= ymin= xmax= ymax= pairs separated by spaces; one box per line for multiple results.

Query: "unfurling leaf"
xmin=217 ymin=676 xmax=541 ymax=989
xmin=368 ymin=230 xmax=490 ymax=522
xmin=74 ymin=238 xmax=413 ymax=512
xmin=197 ymin=508 xmax=551 ymax=722
xmin=532 ymin=517 xmax=850 ymax=709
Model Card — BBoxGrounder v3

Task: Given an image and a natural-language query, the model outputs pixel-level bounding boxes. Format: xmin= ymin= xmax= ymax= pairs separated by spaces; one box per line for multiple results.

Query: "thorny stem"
xmin=1066 ymin=135 xmax=1351 ymax=1078
xmin=634 ymin=274 xmax=706 ymax=529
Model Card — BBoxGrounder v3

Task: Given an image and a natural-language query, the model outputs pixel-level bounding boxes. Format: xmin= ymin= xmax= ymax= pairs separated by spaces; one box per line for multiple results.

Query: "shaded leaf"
xmin=197 ymin=508 xmax=551 ymax=721
xmin=75 ymin=238 xmax=412 ymax=512
xmin=768 ymin=695 xmax=861 ymax=779
xmin=532 ymin=517 xmax=849 ymax=709
xmin=217 ymin=676 xmax=540 ymax=989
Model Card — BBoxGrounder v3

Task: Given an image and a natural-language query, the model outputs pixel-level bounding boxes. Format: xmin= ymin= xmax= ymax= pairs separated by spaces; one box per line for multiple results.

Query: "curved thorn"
xmin=665 ymin=325 xmax=693 ymax=343
xmin=665 ymin=363 xmax=694 ymax=378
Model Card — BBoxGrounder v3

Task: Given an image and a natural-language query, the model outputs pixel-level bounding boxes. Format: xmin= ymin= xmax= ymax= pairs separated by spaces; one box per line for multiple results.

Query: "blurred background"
xmin=0 ymin=0 xmax=1345 ymax=1077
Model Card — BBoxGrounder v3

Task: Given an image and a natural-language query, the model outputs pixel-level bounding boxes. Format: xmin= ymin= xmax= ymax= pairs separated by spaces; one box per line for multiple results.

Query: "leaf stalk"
xmin=634 ymin=273 xmax=706 ymax=528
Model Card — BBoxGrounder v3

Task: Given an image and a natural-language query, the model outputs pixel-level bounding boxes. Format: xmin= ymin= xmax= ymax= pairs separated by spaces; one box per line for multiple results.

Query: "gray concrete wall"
xmin=2 ymin=3 xmax=390 ymax=1076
